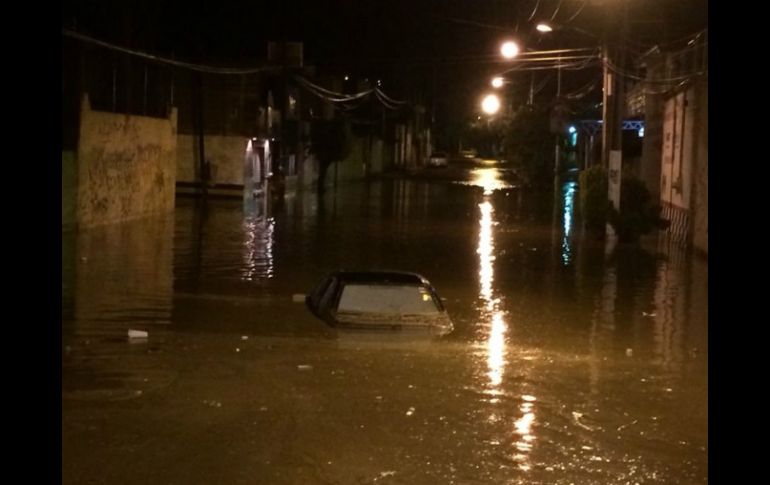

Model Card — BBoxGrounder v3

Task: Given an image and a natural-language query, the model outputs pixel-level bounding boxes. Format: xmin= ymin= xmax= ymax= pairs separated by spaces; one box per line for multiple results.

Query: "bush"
xmin=579 ymin=166 xmax=609 ymax=236
xmin=608 ymin=177 xmax=669 ymax=243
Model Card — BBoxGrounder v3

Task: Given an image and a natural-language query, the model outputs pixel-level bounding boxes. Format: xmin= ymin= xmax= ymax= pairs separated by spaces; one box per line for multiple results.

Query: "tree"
xmin=502 ymin=106 xmax=554 ymax=187
xmin=309 ymin=118 xmax=352 ymax=194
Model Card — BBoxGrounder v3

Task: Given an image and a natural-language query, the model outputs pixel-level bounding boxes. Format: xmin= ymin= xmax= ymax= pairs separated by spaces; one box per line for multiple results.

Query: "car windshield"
xmin=337 ymin=284 xmax=440 ymax=315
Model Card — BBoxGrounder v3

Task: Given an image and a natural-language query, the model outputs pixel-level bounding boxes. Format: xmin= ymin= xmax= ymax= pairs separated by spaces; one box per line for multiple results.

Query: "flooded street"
xmin=62 ymin=167 xmax=707 ymax=484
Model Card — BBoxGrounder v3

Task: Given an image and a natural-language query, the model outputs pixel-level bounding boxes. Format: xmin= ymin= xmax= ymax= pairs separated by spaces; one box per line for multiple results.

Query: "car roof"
xmin=330 ymin=270 xmax=429 ymax=285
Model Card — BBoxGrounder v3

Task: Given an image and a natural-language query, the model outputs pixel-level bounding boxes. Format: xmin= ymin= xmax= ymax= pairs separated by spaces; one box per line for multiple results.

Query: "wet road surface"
xmin=62 ymin=165 xmax=707 ymax=484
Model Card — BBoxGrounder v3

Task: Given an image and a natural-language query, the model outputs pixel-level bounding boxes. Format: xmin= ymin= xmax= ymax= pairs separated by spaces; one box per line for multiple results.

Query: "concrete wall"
xmin=658 ymin=80 xmax=707 ymax=255
xmin=62 ymin=151 xmax=77 ymax=227
xmin=333 ymin=136 xmax=367 ymax=183
xmin=370 ymin=139 xmax=384 ymax=174
xmin=176 ymin=134 xmax=248 ymax=185
xmin=691 ymin=81 xmax=708 ymax=255
xmin=640 ymin=92 xmax=663 ymax=199
xmin=77 ymin=96 xmax=177 ymax=227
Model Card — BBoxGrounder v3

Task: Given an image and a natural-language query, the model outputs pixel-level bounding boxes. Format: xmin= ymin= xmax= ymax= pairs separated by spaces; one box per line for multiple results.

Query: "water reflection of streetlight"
xmin=470 ymin=168 xmax=511 ymax=195
xmin=478 ymin=200 xmax=507 ymax=393
xmin=513 ymin=394 xmax=537 ymax=471
xmin=241 ymin=216 xmax=275 ymax=281
xmin=561 ymin=181 xmax=577 ymax=265
xmin=474 ymin=169 xmax=511 ymax=398
xmin=491 ymin=76 xmax=504 ymax=88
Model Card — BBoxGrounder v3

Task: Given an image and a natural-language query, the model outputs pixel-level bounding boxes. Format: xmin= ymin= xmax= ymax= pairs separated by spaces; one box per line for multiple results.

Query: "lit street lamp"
xmin=481 ymin=94 xmax=501 ymax=115
xmin=491 ymin=77 xmax=504 ymax=88
xmin=534 ymin=20 xmax=615 ymax=170
xmin=535 ymin=8 xmax=631 ymax=238
xmin=500 ymin=40 xmax=520 ymax=59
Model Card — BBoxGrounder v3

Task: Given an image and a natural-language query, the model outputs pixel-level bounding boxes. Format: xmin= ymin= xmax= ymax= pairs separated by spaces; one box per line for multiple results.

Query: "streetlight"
xmin=500 ymin=40 xmax=520 ymax=59
xmin=535 ymin=11 xmax=630 ymax=239
xmin=481 ymin=94 xmax=501 ymax=115
xmin=491 ymin=77 xmax=504 ymax=88
xmin=534 ymin=21 xmax=614 ymax=169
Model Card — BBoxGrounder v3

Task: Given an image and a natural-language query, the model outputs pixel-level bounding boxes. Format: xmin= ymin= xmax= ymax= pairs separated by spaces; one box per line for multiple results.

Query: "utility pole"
xmin=602 ymin=0 xmax=630 ymax=236
xmin=555 ymin=56 xmax=562 ymax=177
xmin=529 ymin=74 xmax=534 ymax=105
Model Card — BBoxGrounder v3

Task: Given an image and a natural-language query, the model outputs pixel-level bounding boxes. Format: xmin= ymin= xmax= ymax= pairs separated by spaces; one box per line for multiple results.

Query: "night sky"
xmin=62 ymin=0 xmax=708 ymax=124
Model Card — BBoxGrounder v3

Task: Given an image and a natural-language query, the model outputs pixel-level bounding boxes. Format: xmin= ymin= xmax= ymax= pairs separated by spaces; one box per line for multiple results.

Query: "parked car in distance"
xmin=428 ymin=152 xmax=449 ymax=168
xmin=305 ymin=270 xmax=454 ymax=335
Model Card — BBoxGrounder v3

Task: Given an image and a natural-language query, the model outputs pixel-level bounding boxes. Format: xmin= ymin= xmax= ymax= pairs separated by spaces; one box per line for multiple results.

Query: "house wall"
xmin=176 ymin=134 xmax=248 ymax=185
xmin=76 ymin=95 xmax=178 ymax=227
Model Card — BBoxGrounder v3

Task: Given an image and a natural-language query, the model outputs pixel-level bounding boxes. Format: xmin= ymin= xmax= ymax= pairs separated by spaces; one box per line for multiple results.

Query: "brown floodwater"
xmin=62 ymin=167 xmax=707 ymax=484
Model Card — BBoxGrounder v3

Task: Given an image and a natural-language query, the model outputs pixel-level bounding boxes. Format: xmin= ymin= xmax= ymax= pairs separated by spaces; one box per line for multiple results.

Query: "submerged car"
xmin=306 ymin=270 xmax=453 ymax=335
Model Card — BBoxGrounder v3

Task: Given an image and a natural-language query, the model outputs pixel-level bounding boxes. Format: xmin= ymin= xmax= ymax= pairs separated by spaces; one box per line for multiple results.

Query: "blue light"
xmin=568 ymin=125 xmax=576 ymax=134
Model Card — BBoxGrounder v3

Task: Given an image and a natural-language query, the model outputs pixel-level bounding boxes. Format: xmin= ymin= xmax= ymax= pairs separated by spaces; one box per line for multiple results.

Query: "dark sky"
xmin=62 ymin=0 xmax=708 ymax=124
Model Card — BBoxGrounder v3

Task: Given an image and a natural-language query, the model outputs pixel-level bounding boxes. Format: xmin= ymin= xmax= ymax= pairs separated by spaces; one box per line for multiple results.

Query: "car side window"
xmin=309 ymin=276 xmax=332 ymax=308
xmin=319 ymin=277 xmax=338 ymax=311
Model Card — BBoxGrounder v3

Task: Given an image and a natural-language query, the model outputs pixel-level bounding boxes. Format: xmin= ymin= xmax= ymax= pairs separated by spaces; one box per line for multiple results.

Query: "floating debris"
xmin=377 ymin=471 xmax=396 ymax=479
xmin=617 ymin=420 xmax=638 ymax=432
xmin=572 ymin=411 xmax=597 ymax=431
xmin=128 ymin=329 xmax=148 ymax=340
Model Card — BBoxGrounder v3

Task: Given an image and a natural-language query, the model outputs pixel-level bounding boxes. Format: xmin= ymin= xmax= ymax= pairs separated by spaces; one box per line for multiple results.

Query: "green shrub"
xmin=579 ymin=166 xmax=609 ymax=235
xmin=608 ymin=177 xmax=669 ymax=242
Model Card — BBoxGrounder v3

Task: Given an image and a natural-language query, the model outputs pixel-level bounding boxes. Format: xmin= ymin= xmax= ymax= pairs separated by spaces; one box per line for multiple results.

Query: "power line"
xmin=62 ymin=29 xmax=279 ymax=75
xmin=550 ymin=0 xmax=565 ymax=22
xmin=604 ymin=58 xmax=706 ymax=83
xmin=563 ymin=1 xmax=588 ymax=24
xmin=294 ymin=75 xmax=407 ymax=111
xmin=430 ymin=14 xmax=511 ymax=32
xmin=528 ymin=0 xmax=542 ymax=21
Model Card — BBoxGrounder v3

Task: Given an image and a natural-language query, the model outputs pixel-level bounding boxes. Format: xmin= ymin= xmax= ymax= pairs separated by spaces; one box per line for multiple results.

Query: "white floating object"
xmin=406 ymin=407 xmax=415 ymax=416
xmin=241 ymin=335 xmax=249 ymax=340
xmin=642 ymin=311 xmax=657 ymax=317
xmin=297 ymin=364 xmax=313 ymax=371
xmin=292 ymin=293 xmax=306 ymax=303
xmin=625 ymin=348 xmax=633 ymax=357
xmin=128 ymin=329 xmax=148 ymax=340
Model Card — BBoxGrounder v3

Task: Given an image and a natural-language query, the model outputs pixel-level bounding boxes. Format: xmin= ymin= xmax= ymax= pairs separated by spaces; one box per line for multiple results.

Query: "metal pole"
xmin=111 ymin=64 xmax=117 ymax=112
xmin=601 ymin=44 xmax=611 ymax=168
xmin=143 ymin=65 xmax=148 ymax=115
xmin=529 ymin=74 xmax=534 ymax=105
xmin=170 ymin=51 xmax=175 ymax=107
